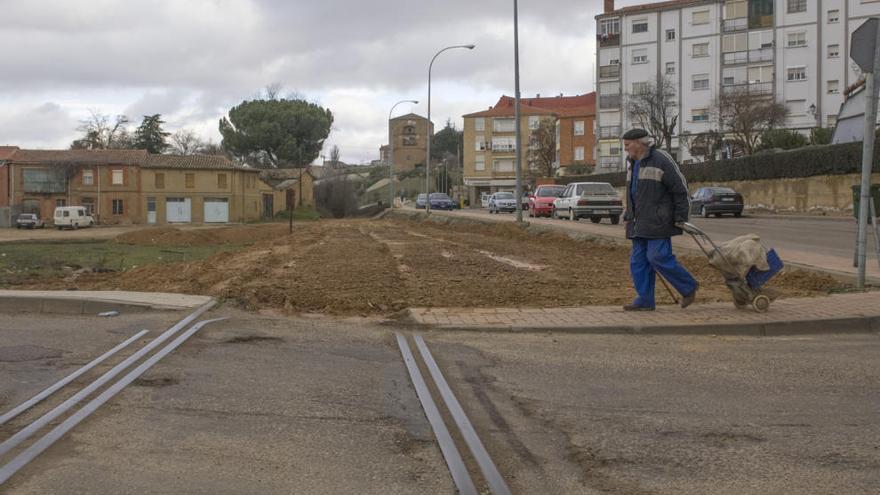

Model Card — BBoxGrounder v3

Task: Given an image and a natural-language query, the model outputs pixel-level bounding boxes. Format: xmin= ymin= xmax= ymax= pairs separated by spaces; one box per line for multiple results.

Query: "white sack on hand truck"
xmin=707 ymin=234 xmax=770 ymax=279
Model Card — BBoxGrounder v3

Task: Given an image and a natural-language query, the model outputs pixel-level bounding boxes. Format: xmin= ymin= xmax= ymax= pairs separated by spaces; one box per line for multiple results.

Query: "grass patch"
xmin=0 ymin=240 xmax=244 ymax=286
xmin=273 ymin=207 xmax=321 ymax=222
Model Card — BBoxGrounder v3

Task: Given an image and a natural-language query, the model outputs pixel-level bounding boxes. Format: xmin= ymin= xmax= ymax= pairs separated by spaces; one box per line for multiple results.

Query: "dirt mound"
xmin=113 ymin=224 xmax=291 ymax=247
xmin=33 ymin=218 xmax=849 ymax=316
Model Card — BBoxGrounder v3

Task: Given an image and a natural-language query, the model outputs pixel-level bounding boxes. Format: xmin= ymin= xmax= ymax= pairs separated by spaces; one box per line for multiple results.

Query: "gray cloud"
xmin=0 ymin=0 xmax=644 ymax=161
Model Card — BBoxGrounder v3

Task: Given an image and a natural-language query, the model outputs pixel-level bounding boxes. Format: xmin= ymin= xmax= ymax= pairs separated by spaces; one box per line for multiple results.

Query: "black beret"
xmin=622 ymin=128 xmax=648 ymax=140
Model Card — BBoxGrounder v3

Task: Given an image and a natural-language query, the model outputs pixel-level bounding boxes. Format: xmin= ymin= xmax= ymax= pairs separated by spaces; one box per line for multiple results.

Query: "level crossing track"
xmin=396 ymin=332 xmax=512 ymax=495
xmin=0 ymin=300 xmax=224 ymax=486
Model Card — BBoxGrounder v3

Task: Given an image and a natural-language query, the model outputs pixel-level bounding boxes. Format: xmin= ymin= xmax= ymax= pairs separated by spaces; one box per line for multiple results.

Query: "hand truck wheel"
xmin=752 ymin=295 xmax=770 ymax=313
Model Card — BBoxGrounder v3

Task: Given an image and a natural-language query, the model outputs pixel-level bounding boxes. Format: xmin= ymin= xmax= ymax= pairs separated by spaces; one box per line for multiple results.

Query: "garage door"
xmin=166 ymin=197 xmax=191 ymax=223
xmin=204 ymin=198 xmax=229 ymax=223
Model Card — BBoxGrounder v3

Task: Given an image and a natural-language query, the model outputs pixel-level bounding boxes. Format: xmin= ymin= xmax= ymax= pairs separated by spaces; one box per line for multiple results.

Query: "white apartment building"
xmin=595 ymin=0 xmax=880 ymax=172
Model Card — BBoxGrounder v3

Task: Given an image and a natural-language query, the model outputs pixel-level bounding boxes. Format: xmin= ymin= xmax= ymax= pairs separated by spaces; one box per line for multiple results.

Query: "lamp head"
xmin=465 ymin=44 xmax=476 ymax=50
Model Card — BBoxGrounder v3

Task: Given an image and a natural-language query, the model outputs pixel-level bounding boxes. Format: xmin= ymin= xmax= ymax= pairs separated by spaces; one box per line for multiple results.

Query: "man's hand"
xmin=674 ymin=222 xmax=686 ymax=230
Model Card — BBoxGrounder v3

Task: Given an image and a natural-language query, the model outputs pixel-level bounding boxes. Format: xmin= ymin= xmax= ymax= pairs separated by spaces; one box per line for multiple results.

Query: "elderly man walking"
xmin=621 ymin=129 xmax=698 ymax=311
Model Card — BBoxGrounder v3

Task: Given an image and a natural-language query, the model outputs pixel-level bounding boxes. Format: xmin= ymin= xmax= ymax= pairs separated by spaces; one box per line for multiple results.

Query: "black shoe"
xmin=681 ymin=286 xmax=698 ymax=309
xmin=623 ymin=304 xmax=655 ymax=311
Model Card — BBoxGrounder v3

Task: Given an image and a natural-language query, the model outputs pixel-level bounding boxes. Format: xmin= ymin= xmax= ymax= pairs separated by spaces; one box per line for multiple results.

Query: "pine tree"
xmin=134 ymin=114 xmax=171 ymax=153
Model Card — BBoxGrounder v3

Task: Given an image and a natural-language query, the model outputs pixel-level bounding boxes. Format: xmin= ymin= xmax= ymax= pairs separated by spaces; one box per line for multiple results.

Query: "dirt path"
xmin=18 ymin=218 xmax=844 ymax=315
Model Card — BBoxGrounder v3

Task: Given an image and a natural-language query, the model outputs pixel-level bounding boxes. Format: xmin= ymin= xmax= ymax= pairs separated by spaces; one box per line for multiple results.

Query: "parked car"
xmin=552 ymin=182 xmax=623 ymax=224
xmin=415 ymin=193 xmax=427 ymax=209
xmin=480 ymin=193 xmax=491 ymax=208
xmin=53 ymin=206 xmax=94 ymax=230
xmin=15 ymin=213 xmax=45 ymax=229
xmin=488 ymin=191 xmax=517 ymax=213
xmin=528 ymin=185 xmax=566 ymax=218
xmin=428 ymin=193 xmax=455 ymax=210
xmin=690 ymin=187 xmax=744 ymax=218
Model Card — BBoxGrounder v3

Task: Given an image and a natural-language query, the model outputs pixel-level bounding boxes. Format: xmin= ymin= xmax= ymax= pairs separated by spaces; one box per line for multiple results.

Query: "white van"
xmin=53 ymin=206 xmax=95 ymax=230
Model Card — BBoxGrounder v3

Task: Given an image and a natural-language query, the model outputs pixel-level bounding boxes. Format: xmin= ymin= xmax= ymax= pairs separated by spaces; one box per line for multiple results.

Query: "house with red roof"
xmin=461 ymin=93 xmax=596 ymax=206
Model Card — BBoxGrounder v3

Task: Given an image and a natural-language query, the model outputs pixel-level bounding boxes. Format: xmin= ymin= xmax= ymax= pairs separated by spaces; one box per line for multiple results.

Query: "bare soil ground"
xmin=23 ymin=218 xmax=844 ymax=315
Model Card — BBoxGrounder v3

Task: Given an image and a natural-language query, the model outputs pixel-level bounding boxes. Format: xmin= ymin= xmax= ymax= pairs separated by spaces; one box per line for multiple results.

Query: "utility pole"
xmin=513 ymin=0 xmax=524 ymax=223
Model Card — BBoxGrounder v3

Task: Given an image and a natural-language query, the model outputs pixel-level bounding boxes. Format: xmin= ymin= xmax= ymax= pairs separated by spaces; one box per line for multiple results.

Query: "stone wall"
xmin=690 ymin=173 xmax=880 ymax=214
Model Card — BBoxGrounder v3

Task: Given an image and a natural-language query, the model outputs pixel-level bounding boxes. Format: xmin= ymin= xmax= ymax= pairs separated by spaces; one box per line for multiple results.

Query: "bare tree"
xmin=714 ymin=87 xmax=788 ymax=155
xmin=71 ymin=111 xmax=131 ymax=149
xmin=169 ymin=129 xmax=206 ymax=155
xmin=328 ymin=145 xmax=341 ymax=169
xmin=527 ymin=118 xmax=557 ymax=178
xmin=625 ymin=76 xmax=678 ymax=152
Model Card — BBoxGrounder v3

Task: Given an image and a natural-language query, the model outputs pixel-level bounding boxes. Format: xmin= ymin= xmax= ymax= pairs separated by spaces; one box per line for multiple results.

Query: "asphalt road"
xmin=2 ymin=310 xmax=878 ymax=494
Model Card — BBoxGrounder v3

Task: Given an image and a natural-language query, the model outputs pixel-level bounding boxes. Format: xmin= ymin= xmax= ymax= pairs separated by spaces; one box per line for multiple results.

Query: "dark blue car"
xmin=428 ymin=193 xmax=455 ymax=210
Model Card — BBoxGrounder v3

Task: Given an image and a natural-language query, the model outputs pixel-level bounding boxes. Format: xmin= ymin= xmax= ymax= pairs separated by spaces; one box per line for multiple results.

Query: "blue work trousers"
xmin=630 ymin=237 xmax=698 ymax=308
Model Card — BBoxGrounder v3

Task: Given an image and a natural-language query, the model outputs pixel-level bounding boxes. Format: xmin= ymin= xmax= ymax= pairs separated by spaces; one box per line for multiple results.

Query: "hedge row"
xmin=559 ymin=141 xmax=880 ymax=187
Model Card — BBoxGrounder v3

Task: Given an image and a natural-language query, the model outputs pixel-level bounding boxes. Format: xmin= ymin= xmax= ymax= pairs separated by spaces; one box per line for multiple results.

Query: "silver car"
xmin=553 ymin=182 xmax=624 ymax=224
xmin=488 ymin=191 xmax=517 ymax=213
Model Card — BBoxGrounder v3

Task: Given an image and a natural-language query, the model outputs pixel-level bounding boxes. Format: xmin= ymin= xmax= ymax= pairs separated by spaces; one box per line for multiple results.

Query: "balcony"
xmin=722 ymin=81 xmax=774 ymax=96
xmin=598 ymin=157 xmax=623 ymax=170
xmin=722 ymin=17 xmax=747 ymax=32
xmin=599 ymin=126 xmax=621 ymax=139
xmin=491 ymin=144 xmax=517 ymax=153
xmin=599 ymin=64 xmax=620 ymax=79
xmin=722 ymin=47 xmax=774 ymax=65
xmin=599 ymin=94 xmax=621 ymax=109
xmin=597 ymin=33 xmax=620 ymax=48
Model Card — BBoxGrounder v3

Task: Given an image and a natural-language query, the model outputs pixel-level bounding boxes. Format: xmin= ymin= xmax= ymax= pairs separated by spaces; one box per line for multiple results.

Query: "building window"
xmin=218 ymin=173 xmax=227 ymax=188
xmin=828 ymin=9 xmax=840 ymax=23
xmin=786 ymin=31 xmax=807 ymax=48
xmin=402 ymin=136 xmax=417 ymax=146
xmin=632 ymin=19 xmax=648 ymax=33
xmin=692 ymin=74 xmax=710 ymax=90
xmin=599 ymin=18 xmax=620 ymax=36
xmin=692 ymin=43 xmax=709 ymax=58
xmin=474 ymin=118 xmax=485 ymax=131
xmin=155 ymin=173 xmax=165 ymax=189
xmin=632 ymin=81 xmax=650 ymax=95
xmin=491 ymin=136 xmax=516 ymax=152
xmin=112 ymin=199 xmax=124 ymax=215
xmin=632 ymin=48 xmax=648 ymax=64
xmin=55 ymin=198 xmax=66 ymax=208
xmin=574 ymin=121 xmax=585 ymax=136
xmin=475 ymin=154 xmax=485 ymax=171
xmin=475 ymin=134 xmax=487 ymax=151
xmin=574 ymin=146 xmax=585 ymax=161
xmin=528 ymin=116 xmax=540 ymax=130
xmin=828 ymin=80 xmax=839 ymax=94
xmin=692 ymin=108 xmax=710 ymax=122
xmin=666 ymin=62 xmax=675 ymax=75
xmin=666 ymin=29 xmax=676 ymax=41
xmin=692 ymin=10 xmax=709 ymax=25
xmin=786 ymin=99 xmax=805 ymax=115
xmin=787 ymin=66 xmax=807 ymax=81
xmin=609 ymin=146 xmax=621 ymax=156
xmin=787 ymin=0 xmax=806 ymax=14
xmin=111 ymin=169 xmax=123 ymax=185
xmin=185 ymin=173 xmax=195 ymax=188
xmin=493 ymin=118 xmax=516 ymax=132
xmin=82 ymin=170 xmax=94 ymax=185
xmin=725 ymin=1 xmax=747 ymax=19
xmin=493 ymin=159 xmax=514 ymax=173
xmin=828 ymin=44 xmax=840 ymax=58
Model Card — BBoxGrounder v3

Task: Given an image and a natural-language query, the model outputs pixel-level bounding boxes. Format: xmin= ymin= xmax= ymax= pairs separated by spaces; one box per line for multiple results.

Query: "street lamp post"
xmin=426 ymin=43 xmax=475 ymax=213
xmin=388 ymin=99 xmax=418 ymax=209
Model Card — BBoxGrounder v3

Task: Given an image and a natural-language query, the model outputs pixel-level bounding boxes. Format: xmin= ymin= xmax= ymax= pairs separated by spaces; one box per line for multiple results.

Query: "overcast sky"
xmin=0 ymin=0 xmax=644 ymax=164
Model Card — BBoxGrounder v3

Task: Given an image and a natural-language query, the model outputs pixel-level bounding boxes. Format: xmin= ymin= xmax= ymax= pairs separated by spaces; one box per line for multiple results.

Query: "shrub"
xmin=755 ymin=129 xmax=807 ymax=152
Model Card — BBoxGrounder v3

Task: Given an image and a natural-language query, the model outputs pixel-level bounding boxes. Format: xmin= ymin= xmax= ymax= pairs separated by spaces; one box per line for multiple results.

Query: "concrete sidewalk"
xmin=405 ymin=292 xmax=880 ymax=335
xmin=0 ymin=290 xmax=212 ymax=314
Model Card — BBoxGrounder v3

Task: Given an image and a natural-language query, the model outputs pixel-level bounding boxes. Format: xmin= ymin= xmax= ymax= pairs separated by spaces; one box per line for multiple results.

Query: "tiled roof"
xmin=10 ymin=149 xmax=148 ymax=165
xmin=143 ymin=153 xmax=250 ymax=171
xmin=597 ymin=0 xmax=710 ymax=17
xmin=390 ymin=113 xmax=428 ymax=121
xmin=0 ymin=146 xmax=19 ymax=160
xmin=463 ymin=93 xmax=596 ymax=119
